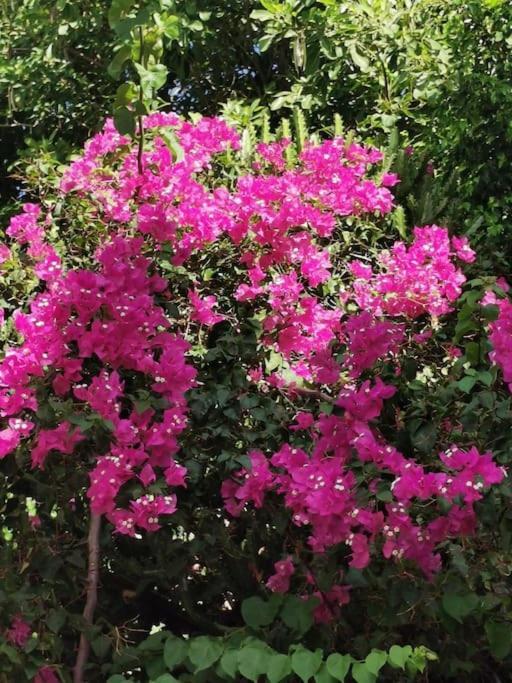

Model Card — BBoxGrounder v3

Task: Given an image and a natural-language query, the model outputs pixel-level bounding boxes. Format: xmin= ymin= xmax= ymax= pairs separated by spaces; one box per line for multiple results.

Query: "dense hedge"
xmin=0 ymin=112 xmax=511 ymax=682
xmin=2 ymin=2 xmax=512 ymax=682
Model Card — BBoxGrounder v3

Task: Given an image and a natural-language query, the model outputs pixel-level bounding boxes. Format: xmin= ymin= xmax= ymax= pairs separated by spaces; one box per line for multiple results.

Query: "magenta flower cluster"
xmin=490 ymin=293 xmax=512 ymax=392
xmin=5 ymin=614 xmax=58 ymax=682
xmin=350 ymin=226 xmax=475 ymax=318
xmin=223 ymin=383 xmax=503 ymax=584
xmin=1 ymin=208 xmax=195 ymax=535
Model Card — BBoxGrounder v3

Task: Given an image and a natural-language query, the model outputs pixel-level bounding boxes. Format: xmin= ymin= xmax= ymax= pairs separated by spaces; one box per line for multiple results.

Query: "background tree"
xmin=4 ymin=0 xmax=512 ymax=259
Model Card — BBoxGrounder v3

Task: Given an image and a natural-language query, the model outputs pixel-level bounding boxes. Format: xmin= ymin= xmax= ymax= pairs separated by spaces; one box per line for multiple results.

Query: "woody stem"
xmin=73 ymin=511 xmax=101 ymax=683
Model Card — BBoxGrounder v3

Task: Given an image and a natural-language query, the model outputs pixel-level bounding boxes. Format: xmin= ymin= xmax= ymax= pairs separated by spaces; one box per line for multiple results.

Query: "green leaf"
xmin=137 ymin=631 xmax=170 ymax=652
xmin=381 ymin=113 xmax=397 ymax=129
xmin=314 ymin=663 xmax=337 ymax=683
xmin=151 ymin=676 xmax=179 ymax=683
xmin=108 ymin=0 xmax=136 ymax=27
xmin=163 ymin=636 xmax=188 ymax=670
xmin=464 ymin=341 xmax=480 ymax=366
xmin=237 ymin=645 xmax=269 ymax=681
xmin=91 ymin=634 xmax=111 ymax=659
xmin=158 ymin=13 xmax=180 ymax=40
xmin=351 ymin=662 xmax=376 ymax=683
xmin=0 ymin=643 xmax=22 ymax=665
xmin=188 ymin=636 xmax=224 ymax=672
xmin=219 ymin=649 xmax=239 ymax=679
xmin=134 ymin=63 xmax=168 ymax=97
xmin=481 ymin=304 xmax=499 ymax=321
xmin=113 ymin=106 xmax=136 ymax=137
xmin=326 ymin=654 xmax=352 ymax=681
xmin=266 ymin=350 xmax=283 ymax=372
xmin=485 ymin=620 xmax=512 ymax=660
xmin=259 ymin=33 xmax=275 ymax=52
xmin=349 ymin=44 xmax=370 ymax=72
xmin=364 ymin=651 xmax=387 ymax=676
xmin=23 ymin=636 xmax=38 ymax=655
xmin=281 ymin=595 xmax=316 ymax=635
xmin=291 ymin=647 xmax=323 ymax=682
xmin=478 ymin=390 xmax=495 ymax=409
xmin=241 ymin=595 xmax=281 ymax=629
xmin=267 ymin=653 xmax=292 ymax=683
xmin=454 ymin=319 xmax=477 ymax=342
xmin=376 ymin=489 xmax=393 ymax=502
xmin=250 ymin=9 xmax=275 ymax=21
xmin=476 ymin=370 xmax=493 ymax=387
xmin=47 ymin=607 xmax=66 ymax=633
xmin=407 ymin=646 xmax=437 ymax=673
xmin=115 ymin=82 xmax=137 ymax=107
xmin=392 ymin=206 xmax=407 ymax=238
xmin=442 ymin=592 xmax=479 ymax=622
xmin=457 ymin=376 xmax=477 ymax=393
xmin=133 ymin=99 xmax=148 ymax=116
xmin=260 ymin=0 xmax=282 ymax=9
xmin=108 ymin=45 xmax=132 ymax=79
xmin=145 ymin=656 xmax=167 ymax=679
xmin=410 ymin=422 xmax=438 ymax=454
xmin=388 ymin=645 xmax=412 ymax=670
xmin=188 ymin=20 xmax=204 ymax=31
xmin=160 ymin=129 xmax=185 ymax=163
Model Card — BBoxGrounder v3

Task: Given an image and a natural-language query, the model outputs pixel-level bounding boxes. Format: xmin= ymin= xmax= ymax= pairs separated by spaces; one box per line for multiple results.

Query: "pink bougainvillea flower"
xmin=6 ymin=614 xmax=31 ymax=648
xmin=266 ymin=556 xmax=295 ymax=593
xmin=290 ymin=411 xmax=315 ymax=431
xmin=0 ymin=427 xmax=21 ymax=459
xmin=33 ymin=666 xmax=59 ymax=683
xmin=0 ymin=243 xmax=11 ymax=264
xmin=188 ymin=289 xmax=225 ymax=326
xmin=351 ymin=225 xmax=470 ymax=318
xmin=451 ymin=235 xmax=476 ymax=263
xmin=490 ymin=298 xmax=512 ymax=391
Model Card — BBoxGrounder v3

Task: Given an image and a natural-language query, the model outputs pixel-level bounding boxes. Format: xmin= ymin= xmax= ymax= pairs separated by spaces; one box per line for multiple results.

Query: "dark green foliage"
xmin=0 ymin=0 xmax=115 ymax=208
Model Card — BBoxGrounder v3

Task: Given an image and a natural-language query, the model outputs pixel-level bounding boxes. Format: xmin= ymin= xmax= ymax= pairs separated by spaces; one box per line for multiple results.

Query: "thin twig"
xmin=284 ymin=386 xmax=336 ymax=403
xmin=73 ymin=512 xmax=101 ymax=683
xmin=137 ymin=26 xmax=145 ymax=176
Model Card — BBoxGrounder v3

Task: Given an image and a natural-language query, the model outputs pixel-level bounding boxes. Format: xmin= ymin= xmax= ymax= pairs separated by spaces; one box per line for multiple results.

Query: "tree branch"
xmin=73 ymin=512 xmax=101 ymax=683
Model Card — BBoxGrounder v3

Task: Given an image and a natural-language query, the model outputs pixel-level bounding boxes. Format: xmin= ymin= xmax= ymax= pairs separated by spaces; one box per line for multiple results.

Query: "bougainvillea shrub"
xmin=0 ymin=114 xmax=511 ymax=681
